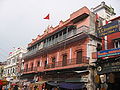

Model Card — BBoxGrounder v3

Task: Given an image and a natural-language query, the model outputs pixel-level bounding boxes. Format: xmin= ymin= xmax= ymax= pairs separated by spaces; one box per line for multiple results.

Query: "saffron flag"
xmin=96 ymin=13 xmax=99 ymax=20
xmin=106 ymin=20 xmax=108 ymax=24
xmin=96 ymin=13 xmax=99 ymax=19
xmin=43 ymin=14 xmax=50 ymax=20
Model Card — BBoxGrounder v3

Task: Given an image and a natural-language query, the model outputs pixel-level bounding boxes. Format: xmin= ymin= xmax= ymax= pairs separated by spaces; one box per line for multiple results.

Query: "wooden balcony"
xmin=44 ymin=57 xmax=89 ymax=70
xmin=23 ymin=67 xmax=37 ymax=74
xmin=23 ymin=25 xmax=89 ymax=59
xmin=22 ymin=66 xmax=44 ymax=74
xmin=22 ymin=57 xmax=89 ymax=74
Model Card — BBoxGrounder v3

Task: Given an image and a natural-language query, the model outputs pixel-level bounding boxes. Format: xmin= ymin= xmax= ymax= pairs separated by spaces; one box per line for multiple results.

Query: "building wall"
xmin=28 ymin=7 xmax=91 ymax=47
xmin=23 ymin=6 xmax=96 ymax=74
xmin=75 ymin=16 xmax=90 ymax=28
xmin=92 ymin=2 xmax=115 ymax=21
xmin=24 ymin=38 xmax=90 ymax=73
xmin=3 ymin=48 xmax=26 ymax=81
xmin=107 ymin=32 xmax=120 ymax=49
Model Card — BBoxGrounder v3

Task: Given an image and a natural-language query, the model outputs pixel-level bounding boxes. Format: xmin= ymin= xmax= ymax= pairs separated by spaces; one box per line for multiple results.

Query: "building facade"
xmin=91 ymin=1 xmax=115 ymax=22
xmin=96 ymin=17 xmax=120 ymax=90
xmin=3 ymin=48 xmax=26 ymax=84
xmin=22 ymin=7 xmax=101 ymax=90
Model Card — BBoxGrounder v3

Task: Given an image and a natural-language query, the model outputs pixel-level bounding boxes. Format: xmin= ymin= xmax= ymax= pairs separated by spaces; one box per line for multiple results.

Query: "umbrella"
xmin=0 ymin=80 xmax=3 ymax=85
xmin=11 ymin=83 xmax=17 ymax=86
xmin=2 ymin=80 xmax=9 ymax=85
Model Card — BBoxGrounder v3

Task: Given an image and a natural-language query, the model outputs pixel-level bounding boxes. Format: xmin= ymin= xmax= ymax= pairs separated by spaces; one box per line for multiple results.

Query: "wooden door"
xmin=62 ymin=54 xmax=67 ymax=66
xmin=76 ymin=51 xmax=82 ymax=64
xmin=52 ymin=57 xmax=56 ymax=68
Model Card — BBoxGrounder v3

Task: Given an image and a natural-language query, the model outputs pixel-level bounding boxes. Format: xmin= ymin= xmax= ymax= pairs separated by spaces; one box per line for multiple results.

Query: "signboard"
xmin=97 ymin=20 xmax=120 ymax=37
xmin=65 ymin=76 xmax=88 ymax=83
xmin=98 ymin=48 xmax=120 ymax=58
xmin=97 ymin=61 xmax=120 ymax=74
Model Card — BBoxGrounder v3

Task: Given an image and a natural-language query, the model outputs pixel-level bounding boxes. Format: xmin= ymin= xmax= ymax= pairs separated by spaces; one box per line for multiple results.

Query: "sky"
xmin=0 ymin=0 xmax=120 ymax=62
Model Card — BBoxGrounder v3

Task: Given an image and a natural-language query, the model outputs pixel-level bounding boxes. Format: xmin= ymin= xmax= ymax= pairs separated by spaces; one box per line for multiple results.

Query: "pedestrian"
xmin=34 ymin=86 xmax=39 ymax=90
xmin=13 ymin=85 xmax=18 ymax=90
xmin=23 ymin=85 xmax=28 ymax=90
xmin=0 ymin=85 xmax=2 ymax=90
xmin=4 ymin=86 xmax=9 ymax=90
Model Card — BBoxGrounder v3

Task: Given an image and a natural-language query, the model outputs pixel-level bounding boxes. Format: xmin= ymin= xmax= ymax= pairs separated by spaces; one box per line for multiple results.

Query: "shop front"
xmin=96 ymin=57 xmax=120 ymax=90
xmin=45 ymin=81 xmax=86 ymax=90
xmin=43 ymin=69 xmax=89 ymax=90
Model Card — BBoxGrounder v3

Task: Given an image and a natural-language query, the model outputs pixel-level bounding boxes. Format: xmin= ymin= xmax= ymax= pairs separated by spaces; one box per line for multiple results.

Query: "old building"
xmin=91 ymin=1 xmax=116 ymax=23
xmin=3 ymin=47 xmax=26 ymax=84
xmin=22 ymin=6 xmax=101 ymax=90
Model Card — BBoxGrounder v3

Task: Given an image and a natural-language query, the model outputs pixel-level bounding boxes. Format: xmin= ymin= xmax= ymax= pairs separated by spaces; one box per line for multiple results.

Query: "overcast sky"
xmin=0 ymin=0 xmax=120 ymax=62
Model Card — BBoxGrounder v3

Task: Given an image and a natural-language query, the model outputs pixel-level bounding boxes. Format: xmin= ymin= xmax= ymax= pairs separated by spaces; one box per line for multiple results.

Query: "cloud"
xmin=0 ymin=0 xmax=119 ymax=61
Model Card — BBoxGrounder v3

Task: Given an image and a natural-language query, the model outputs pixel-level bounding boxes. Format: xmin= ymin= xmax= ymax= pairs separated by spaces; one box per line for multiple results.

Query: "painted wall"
xmin=107 ymin=32 xmax=120 ymax=49
xmin=24 ymin=38 xmax=90 ymax=73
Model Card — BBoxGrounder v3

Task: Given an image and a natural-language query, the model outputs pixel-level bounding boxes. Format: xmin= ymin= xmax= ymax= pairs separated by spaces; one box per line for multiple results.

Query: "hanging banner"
xmin=98 ymin=47 xmax=120 ymax=58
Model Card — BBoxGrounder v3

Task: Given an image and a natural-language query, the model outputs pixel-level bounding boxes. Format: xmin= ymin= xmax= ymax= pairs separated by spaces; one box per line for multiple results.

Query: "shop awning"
xmin=59 ymin=82 xmax=85 ymax=89
xmin=11 ymin=79 xmax=19 ymax=83
xmin=46 ymin=82 xmax=59 ymax=87
xmin=0 ymin=80 xmax=9 ymax=86
xmin=46 ymin=81 xmax=85 ymax=89
xmin=11 ymin=83 xmax=17 ymax=86
xmin=20 ymin=73 xmax=36 ymax=79
xmin=65 ymin=77 xmax=88 ymax=83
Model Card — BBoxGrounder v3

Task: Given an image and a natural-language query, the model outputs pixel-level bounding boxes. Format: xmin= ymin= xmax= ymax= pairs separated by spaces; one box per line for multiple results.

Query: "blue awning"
xmin=59 ymin=82 xmax=85 ymax=89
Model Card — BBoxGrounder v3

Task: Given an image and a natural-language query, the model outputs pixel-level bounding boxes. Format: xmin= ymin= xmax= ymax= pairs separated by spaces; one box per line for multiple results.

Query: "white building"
xmin=91 ymin=1 xmax=116 ymax=25
xmin=3 ymin=47 xmax=26 ymax=83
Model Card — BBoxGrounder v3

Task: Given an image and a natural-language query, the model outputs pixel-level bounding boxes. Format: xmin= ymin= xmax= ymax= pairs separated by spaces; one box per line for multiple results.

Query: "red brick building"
xmin=22 ymin=7 xmax=100 ymax=90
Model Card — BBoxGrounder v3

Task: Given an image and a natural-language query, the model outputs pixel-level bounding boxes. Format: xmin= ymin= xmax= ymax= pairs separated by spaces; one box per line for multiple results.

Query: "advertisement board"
xmin=97 ymin=61 xmax=120 ymax=74
xmin=97 ymin=20 xmax=120 ymax=37
xmin=98 ymin=48 xmax=120 ymax=58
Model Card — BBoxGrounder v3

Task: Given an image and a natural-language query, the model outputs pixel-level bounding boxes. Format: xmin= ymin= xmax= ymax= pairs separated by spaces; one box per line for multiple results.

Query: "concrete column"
xmin=69 ymin=48 xmax=72 ymax=59
xmin=104 ymin=36 xmax=107 ymax=50
xmin=87 ymin=67 xmax=95 ymax=90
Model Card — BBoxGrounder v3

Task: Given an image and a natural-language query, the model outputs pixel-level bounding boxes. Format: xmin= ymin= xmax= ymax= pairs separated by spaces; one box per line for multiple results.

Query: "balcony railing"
xmin=44 ymin=57 xmax=89 ymax=69
xmin=22 ymin=57 xmax=89 ymax=73
xmin=23 ymin=25 xmax=89 ymax=59
xmin=43 ymin=26 xmax=89 ymax=48
xmin=23 ymin=67 xmax=37 ymax=73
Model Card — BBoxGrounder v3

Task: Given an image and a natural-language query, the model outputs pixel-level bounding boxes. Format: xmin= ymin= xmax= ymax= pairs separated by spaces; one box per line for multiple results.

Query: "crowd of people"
xmin=0 ymin=84 xmax=40 ymax=90
xmin=0 ymin=80 xmax=48 ymax=90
